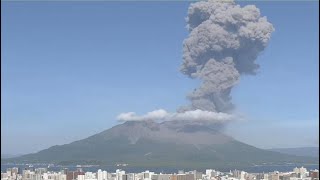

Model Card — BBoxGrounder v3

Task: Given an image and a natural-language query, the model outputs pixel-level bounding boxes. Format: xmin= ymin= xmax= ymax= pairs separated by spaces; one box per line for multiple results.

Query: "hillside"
xmin=3 ymin=121 xmax=318 ymax=169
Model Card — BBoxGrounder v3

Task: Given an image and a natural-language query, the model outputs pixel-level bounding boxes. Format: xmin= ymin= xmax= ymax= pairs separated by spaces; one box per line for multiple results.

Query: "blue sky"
xmin=1 ymin=1 xmax=319 ymax=154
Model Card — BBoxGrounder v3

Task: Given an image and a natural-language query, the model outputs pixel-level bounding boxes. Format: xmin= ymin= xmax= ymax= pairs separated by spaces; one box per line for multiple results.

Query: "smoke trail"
xmin=180 ymin=0 xmax=274 ymax=112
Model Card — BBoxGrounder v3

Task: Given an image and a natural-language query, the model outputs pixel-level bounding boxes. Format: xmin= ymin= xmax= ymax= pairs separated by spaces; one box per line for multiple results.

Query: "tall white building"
xmin=116 ymin=170 xmax=125 ymax=180
xmin=78 ymin=175 xmax=85 ymax=180
xmin=293 ymin=167 xmax=308 ymax=178
xmin=127 ymin=173 xmax=135 ymax=180
xmin=102 ymin=171 xmax=108 ymax=180
xmin=97 ymin=170 xmax=103 ymax=180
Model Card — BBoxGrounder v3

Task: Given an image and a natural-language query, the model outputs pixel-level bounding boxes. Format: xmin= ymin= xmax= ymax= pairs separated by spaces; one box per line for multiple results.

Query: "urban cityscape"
xmin=1 ymin=166 xmax=319 ymax=180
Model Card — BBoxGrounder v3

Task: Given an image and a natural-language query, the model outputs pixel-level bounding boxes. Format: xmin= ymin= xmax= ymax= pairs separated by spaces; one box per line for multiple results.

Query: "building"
xmin=66 ymin=171 xmax=85 ymax=180
xmin=177 ymin=174 xmax=187 ymax=180
xmin=78 ymin=175 xmax=85 ymax=180
xmin=157 ymin=174 xmax=172 ymax=180
xmin=143 ymin=171 xmax=154 ymax=180
xmin=186 ymin=174 xmax=194 ymax=180
xmin=309 ymin=170 xmax=319 ymax=180
xmin=268 ymin=172 xmax=279 ymax=180
xmin=127 ymin=173 xmax=135 ymax=180
xmin=35 ymin=168 xmax=47 ymax=175
xmin=171 ymin=175 xmax=177 ymax=180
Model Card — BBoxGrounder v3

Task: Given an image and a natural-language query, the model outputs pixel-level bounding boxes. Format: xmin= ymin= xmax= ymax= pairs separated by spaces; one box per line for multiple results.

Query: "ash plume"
xmin=180 ymin=0 xmax=274 ymax=112
xmin=117 ymin=0 xmax=274 ymax=123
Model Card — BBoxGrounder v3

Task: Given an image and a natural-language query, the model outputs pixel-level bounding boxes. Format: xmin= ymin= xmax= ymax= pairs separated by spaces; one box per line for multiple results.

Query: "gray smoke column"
xmin=117 ymin=0 xmax=274 ymax=124
xmin=180 ymin=0 xmax=274 ymax=113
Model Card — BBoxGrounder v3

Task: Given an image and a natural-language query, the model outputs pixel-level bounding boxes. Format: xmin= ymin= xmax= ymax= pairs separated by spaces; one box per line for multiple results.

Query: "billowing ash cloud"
xmin=180 ymin=0 xmax=274 ymax=112
xmin=117 ymin=0 xmax=274 ymax=123
xmin=117 ymin=109 xmax=234 ymax=122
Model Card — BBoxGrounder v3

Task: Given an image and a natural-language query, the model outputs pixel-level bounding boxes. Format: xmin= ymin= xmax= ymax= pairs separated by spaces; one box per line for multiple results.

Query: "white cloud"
xmin=116 ymin=109 xmax=235 ymax=122
xmin=116 ymin=109 xmax=168 ymax=122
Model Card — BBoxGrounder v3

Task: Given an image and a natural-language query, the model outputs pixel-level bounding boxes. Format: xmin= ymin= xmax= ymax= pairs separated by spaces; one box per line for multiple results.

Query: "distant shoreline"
xmin=1 ymin=164 xmax=319 ymax=174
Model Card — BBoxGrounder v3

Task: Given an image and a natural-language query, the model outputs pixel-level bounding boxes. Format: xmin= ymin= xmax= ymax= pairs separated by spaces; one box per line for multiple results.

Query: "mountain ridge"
xmin=3 ymin=121 xmax=318 ymax=168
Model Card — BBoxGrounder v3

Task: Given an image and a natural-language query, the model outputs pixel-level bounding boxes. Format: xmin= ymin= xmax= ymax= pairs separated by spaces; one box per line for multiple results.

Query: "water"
xmin=1 ymin=164 xmax=319 ymax=174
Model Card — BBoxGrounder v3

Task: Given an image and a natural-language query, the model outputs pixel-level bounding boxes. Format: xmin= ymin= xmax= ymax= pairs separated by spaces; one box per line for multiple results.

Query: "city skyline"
xmin=1 ymin=165 xmax=319 ymax=180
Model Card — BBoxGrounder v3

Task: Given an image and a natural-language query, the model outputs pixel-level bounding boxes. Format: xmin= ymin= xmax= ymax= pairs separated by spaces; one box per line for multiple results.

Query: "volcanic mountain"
xmin=4 ymin=121 xmax=317 ymax=168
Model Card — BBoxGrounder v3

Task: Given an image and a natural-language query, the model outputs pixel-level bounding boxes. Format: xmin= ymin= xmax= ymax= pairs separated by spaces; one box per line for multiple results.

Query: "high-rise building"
xmin=157 ymin=174 xmax=171 ymax=180
xmin=268 ymin=173 xmax=279 ymax=180
xmin=102 ymin=171 xmax=108 ymax=180
xmin=194 ymin=172 xmax=202 ymax=180
xmin=35 ymin=168 xmax=47 ymax=175
xmin=63 ymin=169 xmax=69 ymax=175
xmin=310 ymin=170 xmax=319 ymax=180
xmin=97 ymin=170 xmax=103 ymax=180
xmin=122 ymin=174 xmax=128 ymax=180
xmin=232 ymin=170 xmax=241 ymax=179
xmin=67 ymin=171 xmax=85 ymax=180
xmin=34 ymin=174 xmax=41 ymax=180
xmin=127 ymin=173 xmax=135 ymax=180
xmin=186 ymin=174 xmax=195 ymax=180
xmin=177 ymin=174 xmax=187 ymax=180
xmin=78 ymin=175 xmax=85 ymax=180
xmin=151 ymin=174 xmax=158 ymax=180
xmin=11 ymin=168 xmax=19 ymax=176
xmin=116 ymin=170 xmax=125 ymax=180
xmin=1 ymin=172 xmax=8 ymax=179
xmin=293 ymin=167 xmax=308 ymax=178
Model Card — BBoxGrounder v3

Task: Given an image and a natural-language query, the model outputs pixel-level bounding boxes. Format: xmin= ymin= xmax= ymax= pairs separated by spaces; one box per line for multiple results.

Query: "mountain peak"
xmin=4 ymin=121 xmax=317 ymax=168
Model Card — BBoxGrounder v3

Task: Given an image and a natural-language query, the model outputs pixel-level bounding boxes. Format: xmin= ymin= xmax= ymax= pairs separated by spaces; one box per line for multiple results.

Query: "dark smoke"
xmin=180 ymin=0 xmax=274 ymax=113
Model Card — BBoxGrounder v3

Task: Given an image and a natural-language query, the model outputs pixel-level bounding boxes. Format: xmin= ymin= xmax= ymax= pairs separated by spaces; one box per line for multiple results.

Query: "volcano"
xmin=4 ymin=121 xmax=317 ymax=168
